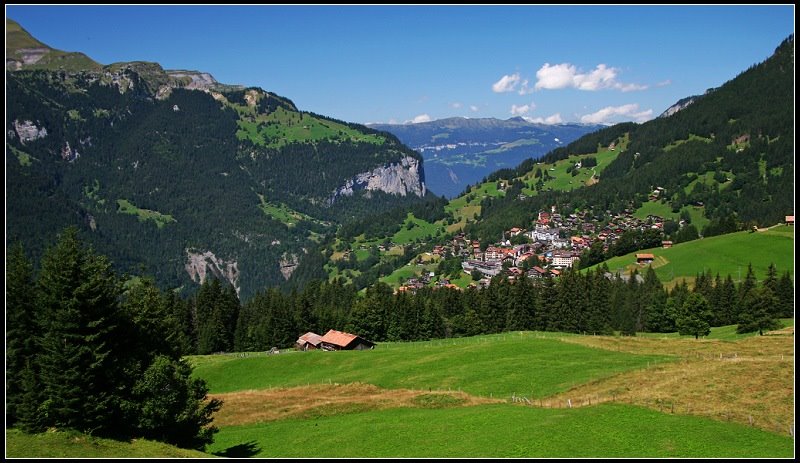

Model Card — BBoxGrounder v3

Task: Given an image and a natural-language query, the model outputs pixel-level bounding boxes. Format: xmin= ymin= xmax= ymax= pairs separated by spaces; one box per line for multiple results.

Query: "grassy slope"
xmin=5 ymin=428 xmax=212 ymax=458
xmin=207 ymin=403 xmax=792 ymax=458
xmin=116 ymin=199 xmax=176 ymax=228
xmin=587 ymin=225 xmax=794 ymax=286
xmin=197 ymin=326 xmax=793 ymax=458
xmin=191 ymin=332 xmax=670 ymax=397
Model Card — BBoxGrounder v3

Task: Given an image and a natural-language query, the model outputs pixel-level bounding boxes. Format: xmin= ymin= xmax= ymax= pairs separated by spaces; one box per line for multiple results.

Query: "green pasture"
xmin=190 ymin=332 xmax=670 ymax=397
xmin=207 ymin=403 xmax=793 ymax=458
xmin=591 ymin=226 xmax=793 ymax=285
xmin=4 ymin=428 xmax=212 ymax=458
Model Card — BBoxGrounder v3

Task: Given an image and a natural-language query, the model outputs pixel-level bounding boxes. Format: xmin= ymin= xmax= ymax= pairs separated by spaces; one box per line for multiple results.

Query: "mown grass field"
xmin=8 ymin=323 xmax=794 ymax=458
xmin=207 ymin=403 xmax=792 ymax=458
xmin=196 ymin=324 xmax=793 ymax=458
xmin=588 ymin=225 xmax=794 ymax=287
xmin=190 ymin=332 xmax=670 ymax=398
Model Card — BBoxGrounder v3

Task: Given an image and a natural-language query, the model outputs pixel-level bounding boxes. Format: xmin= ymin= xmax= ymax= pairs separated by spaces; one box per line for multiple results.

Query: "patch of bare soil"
xmin=210 ymin=382 xmax=502 ymax=427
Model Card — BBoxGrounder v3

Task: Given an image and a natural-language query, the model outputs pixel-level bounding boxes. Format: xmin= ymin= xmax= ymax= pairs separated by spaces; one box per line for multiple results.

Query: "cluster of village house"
xmin=397 ymin=206 xmax=673 ymax=293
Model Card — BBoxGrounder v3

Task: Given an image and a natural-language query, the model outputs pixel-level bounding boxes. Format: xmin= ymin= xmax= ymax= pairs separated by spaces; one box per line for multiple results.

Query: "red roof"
xmin=636 ymin=253 xmax=655 ymax=259
xmin=319 ymin=329 xmax=359 ymax=348
xmin=297 ymin=332 xmax=323 ymax=346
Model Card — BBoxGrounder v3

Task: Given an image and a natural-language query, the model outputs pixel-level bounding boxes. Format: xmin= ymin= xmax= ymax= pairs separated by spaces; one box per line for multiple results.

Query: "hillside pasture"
xmin=589 ymin=226 xmax=793 ymax=287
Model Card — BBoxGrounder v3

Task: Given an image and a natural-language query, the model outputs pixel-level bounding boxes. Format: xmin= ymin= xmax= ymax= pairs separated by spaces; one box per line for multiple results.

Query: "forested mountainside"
xmin=6 ymin=18 xmax=436 ymax=299
xmin=370 ymin=117 xmax=603 ymax=198
xmin=465 ymin=35 xmax=794 ymax=244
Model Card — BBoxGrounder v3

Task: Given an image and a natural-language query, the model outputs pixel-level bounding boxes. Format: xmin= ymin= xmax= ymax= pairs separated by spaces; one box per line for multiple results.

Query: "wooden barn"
xmin=636 ymin=253 xmax=655 ymax=264
xmin=318 ymin=329 xmax=376 ymax=351
xmin=295 ymin=332 xmax=323 ymax=351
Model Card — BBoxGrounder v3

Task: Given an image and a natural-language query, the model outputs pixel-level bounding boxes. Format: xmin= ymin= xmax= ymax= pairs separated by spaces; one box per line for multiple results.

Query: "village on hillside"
xmin=393 ymin=204 xmax=673 ymax=293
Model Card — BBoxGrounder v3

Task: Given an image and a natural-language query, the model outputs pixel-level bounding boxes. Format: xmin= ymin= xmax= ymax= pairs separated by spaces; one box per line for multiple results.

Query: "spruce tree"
xmin=736 ymin=286 xmax=781 ymax=335
xmin=677 ymin=293 xmax=712 ymax=339
xmin=6 ymin=242 xmax=38 ymax=426
xmin=32 ymin=227 xmax=125 ymax=434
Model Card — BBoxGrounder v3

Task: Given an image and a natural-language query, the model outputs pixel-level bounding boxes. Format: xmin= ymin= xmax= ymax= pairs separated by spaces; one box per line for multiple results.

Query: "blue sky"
xmin=6 ymin=5 xmax=795 ymax=125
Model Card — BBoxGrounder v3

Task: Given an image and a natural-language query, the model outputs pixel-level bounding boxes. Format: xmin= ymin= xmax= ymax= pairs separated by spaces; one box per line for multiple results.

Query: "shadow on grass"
xmin=213 ymin=440 xmax=261 ymax=457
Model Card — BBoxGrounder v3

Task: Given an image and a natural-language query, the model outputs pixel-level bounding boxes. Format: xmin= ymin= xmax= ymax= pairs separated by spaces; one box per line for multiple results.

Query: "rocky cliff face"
xmin=330 ymin=155 xmax=426 ymax=203
xmin=185 ymin=249 xmax=240 ymax=295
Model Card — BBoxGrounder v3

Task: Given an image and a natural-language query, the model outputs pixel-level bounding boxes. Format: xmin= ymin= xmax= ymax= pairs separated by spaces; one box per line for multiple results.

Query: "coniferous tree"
xmin=677 ymin=293 xmax=712 ymax=339
xmin=6 ymin=242 xmax=38 ymax=426
xmin=736 ymin=286 xmax=781 ymax=335
xmin=774 ymin=271 xmax=794 ymax=318
xmin=26 ymin=227 xmax=126 ymax=434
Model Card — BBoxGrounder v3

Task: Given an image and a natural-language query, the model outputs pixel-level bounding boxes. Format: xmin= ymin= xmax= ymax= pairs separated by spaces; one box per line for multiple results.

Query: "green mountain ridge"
xmin=6 ymin=18 xmax=435 ymax=299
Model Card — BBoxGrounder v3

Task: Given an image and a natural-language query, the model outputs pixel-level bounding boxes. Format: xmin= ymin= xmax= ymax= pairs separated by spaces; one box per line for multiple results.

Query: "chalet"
xmin=319 ymin=329 xmax=375 ymax=351
xmin=662 ymin=240 xmax=673 ymax=248
xmin=786 ymin=215 xmax=794 ymax=226
xmin=636 ymin=253 xmax=655 ymax=264
xmin=527 ymin=266 xmax=550 ymax=279
xmin=508 ymin=227 xmax=523 ymax=237
xmin=296 ymin=332 xmax=323 ymax=351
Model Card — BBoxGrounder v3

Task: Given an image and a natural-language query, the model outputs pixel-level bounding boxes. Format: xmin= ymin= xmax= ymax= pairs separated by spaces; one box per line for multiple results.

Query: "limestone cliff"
xmin=330 ymin=155 xmax=426 ymax=204
xmin=185 ymin=249 xmax=240 ymax=295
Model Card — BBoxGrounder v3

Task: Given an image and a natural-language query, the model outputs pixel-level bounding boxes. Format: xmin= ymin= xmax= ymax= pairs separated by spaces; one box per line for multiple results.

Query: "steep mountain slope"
xmin=369 ymin=117 xmax=603 ymax=198
xmin=462 ymin=35 xmax=794 ymax=244
xmin=6 ymin=18 xmax=432 ymax=299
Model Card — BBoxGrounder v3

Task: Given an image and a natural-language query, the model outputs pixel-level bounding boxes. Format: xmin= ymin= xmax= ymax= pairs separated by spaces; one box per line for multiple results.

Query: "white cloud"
xmin=525 ymin=113 xmax=563 ymax=124
xmin=535 ymin=63 xmax=647 ymax=92
xmin=406 ymin=114 xmax=432 ymax=124
xmin=450 ymin=102 xmax=462 ymax=109
xmin=492 ymin=72 xmax=521 ymax=93
xmin=655 ymin=79 xmax=672 ymax=87
xmin=510 ymin=102 xmax=535 ymax=116
xmin=469 ymin=105 xmax=479 ymax=112
xmin=518 ymin=79 xmax=533 ymax=95
xmin=579 ymin=104 xmax=653 ymax=124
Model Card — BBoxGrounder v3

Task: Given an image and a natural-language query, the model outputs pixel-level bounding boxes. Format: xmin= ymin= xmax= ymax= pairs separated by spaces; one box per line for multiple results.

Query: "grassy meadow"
xmin=588 ymin=225 xmax=794 ymax=287
xmin=7 ymin=323 xmax=794 ymax=458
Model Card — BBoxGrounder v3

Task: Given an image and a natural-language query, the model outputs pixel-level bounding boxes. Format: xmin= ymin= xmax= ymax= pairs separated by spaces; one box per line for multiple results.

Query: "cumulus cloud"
xmin=470 ymin=105 xmax=479 ymax=112
xmin=492 ymin=72 xmax=521 ymax=93
xmin=534 ymin=63 xmax=647 ymax=92
xmin=579 ymin=104 xmax=653 ymax=124
xmin=406 ymin=114 xmax=432 ymax=124
xmin=524 ymin=113 xmax=563 ymax=124
xmin=510 ymin=102 xmax=535 ymax=116
xmin=518 ymin=79 xmax=533 ymax=95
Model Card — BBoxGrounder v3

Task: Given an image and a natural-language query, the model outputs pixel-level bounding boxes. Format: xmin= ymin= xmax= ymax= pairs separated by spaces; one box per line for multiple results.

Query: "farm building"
xmin=786 ymin=215 xmax=794 ymax=226
xmin=319 ymin=329 xmax=376 ymax=351
xmin=296 ymin=332 xmax=323 ymax=351
xmin=636 ymin=253 xmax=655 ymax=264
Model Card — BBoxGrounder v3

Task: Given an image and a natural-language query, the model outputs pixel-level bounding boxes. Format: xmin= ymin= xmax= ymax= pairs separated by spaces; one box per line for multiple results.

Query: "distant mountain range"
xmin=368 ymin=117 xmax=603 ymax=198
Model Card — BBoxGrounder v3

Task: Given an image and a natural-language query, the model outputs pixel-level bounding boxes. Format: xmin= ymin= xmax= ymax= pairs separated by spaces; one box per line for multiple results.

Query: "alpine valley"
xmin=368 ymin=117 xmax=604 ymax=199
